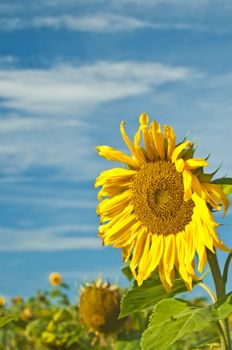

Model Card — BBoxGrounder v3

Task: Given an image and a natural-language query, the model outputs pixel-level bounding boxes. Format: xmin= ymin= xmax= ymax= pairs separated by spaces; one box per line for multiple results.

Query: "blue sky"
xmin=0 ymin=0 xmax=232 ymax=300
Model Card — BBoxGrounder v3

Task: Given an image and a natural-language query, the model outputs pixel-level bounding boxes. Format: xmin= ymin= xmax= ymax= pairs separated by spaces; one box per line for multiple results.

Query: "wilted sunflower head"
xmin=0 ymin=296 xmax=6 ymax=307
xmin=95 ymin=113 xmax=230 ymax=291
xmin=79 ymin=277 xmax=124 ymax=334
xmin=49 ymin=272 xmax=62 ymax=286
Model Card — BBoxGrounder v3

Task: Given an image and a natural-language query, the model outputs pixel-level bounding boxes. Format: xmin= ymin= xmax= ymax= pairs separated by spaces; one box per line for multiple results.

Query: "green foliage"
xmin=141 ymin=293 xmax=232 ymax=350
xmin=0 ymin=314 xmax=18 ymax=328
xmin=212 ymin=177 xmax=232 ymax=195
xmin=0 ymin=277 xmax=231 ymax=349
xmin=115 ymin=339 xmax=140 ymax=350
xmin=119 ymin=276 xmax=193 ymax=318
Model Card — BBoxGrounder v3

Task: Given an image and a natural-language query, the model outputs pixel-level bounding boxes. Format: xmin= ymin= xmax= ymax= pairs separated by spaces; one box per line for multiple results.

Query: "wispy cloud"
xmin=0 ymin=194 xmax=96 ymax=209
xmin=0 ymin=14 xmax=213 ymax=34
xmin=0 ymin=60 xmax=200 ymax=178
xmin=0 ymin=61 xmax=199 ymax=115
xmin=0 ymin=14 xmax=152 ymax=33
xmin=0 ymin=55 xmax=17 ymax=65
xmin=0 ymin=225 xmax=100 ymax=251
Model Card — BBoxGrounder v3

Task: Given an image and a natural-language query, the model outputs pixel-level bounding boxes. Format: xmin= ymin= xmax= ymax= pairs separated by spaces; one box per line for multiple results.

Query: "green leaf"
xmin=119 ymin=276 xmax=192 ymax=318
xmin=121 ymin=263 xmax=133 ymax=282
xmin=115 ymin=340 xmax=140 ymax=350
xmin=0 ymin=314 xmax=18 ymax=328
xmin=212 ymin=177 xmax=232 ymax=195
xmin=141 ymin=293 xmax=232 ymax=350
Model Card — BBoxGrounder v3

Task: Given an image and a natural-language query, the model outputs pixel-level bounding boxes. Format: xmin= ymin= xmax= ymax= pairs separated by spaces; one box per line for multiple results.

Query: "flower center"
xmin=131 ymin=161 xmax=194 ymax=236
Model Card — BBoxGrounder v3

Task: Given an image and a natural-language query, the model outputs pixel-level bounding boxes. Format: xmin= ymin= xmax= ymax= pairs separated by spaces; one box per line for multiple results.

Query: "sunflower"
xmin=95 ymin=113 xmax=230 ymax=291
xmin=79 ymin=277 xmax=124 ymax=334
xmin=0 ymin=295 xmax=5 ymax=307
xmin=49 ymin=272 xmax=62 ymax=286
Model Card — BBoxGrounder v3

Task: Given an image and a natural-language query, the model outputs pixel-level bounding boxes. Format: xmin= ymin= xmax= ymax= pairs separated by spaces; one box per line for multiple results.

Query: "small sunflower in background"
xmin=11 ymin=295 xmax=23 ymax=305
xmin=0 ymin=295 xmax=5 ymax=307
xmin=79 ymin=277 xmax=124 ymax=334
xmin=49 ymin=272 xmax=62 ymax=286
xmin=95 ymin=113 xmax=230 ymax=291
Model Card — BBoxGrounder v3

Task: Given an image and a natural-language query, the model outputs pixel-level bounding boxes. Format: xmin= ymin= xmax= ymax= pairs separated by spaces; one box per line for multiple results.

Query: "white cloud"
xmin=0 ymin=194 xmax=96 ymax=209
xmin=0 ymin=225 xmax=100 ymax=251
xmin=0 ymin=14 xmax=152 ymax=33
xmin=0 ymin=60 xmax=200 ymax=178
xmin=0 ymin=55 xmax=17 ymax=65
xmin=32 ymin=14 xmax=150 ymax=32
xmin=0 ymin=61 xmax=199 ymax=115
xmin=0 ymin=14 xmax=215 ymax=34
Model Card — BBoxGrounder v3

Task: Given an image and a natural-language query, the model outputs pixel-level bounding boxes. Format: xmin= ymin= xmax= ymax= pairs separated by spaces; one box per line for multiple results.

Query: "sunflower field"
xmin=0 ymin=270 xmax=231 ymax=350
xmin=1 ymin=114 xmax=232 ymax=349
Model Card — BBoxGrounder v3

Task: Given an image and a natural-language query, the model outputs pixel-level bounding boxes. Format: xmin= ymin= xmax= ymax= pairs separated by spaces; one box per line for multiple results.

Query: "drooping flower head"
xmin=95 ymin=113 xmax=230 ymax=291
xmin=79 ymin=277 xmax=124 ymax=334
xmin=49 ymin=272 xmax=62 ymax=286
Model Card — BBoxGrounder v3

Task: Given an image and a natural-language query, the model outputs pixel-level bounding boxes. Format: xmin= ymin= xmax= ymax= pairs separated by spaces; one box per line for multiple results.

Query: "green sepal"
xmin=212 ymin=177 xmax=232 ymax=195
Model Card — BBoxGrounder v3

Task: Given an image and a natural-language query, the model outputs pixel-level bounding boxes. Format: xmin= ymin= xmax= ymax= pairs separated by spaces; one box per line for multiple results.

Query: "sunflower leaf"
xmin=141 ymin=293 xmax=232 ymax=350
xmin=115 ymin=340 xmax=140 ymax=350
xmin=119 ymin=276 xmax=192 ymax=318
xmin=0 ymin=314 xmax=18 ymax=328
xmin=212 ymin=177 xmax=232 ymax=195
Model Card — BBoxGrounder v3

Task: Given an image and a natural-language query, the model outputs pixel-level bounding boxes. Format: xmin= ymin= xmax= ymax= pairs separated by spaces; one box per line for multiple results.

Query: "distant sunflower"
xmin=0 ymin=296 xmax=5 ymax=307
xmin=95 ymin=113 xmax=230 ymax=291
xmin=49 ymin=272 xmax=62 ymax=286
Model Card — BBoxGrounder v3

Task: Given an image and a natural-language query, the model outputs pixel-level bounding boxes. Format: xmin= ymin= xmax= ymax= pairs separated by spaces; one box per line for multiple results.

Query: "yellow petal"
xmin=103 ymin=213 xmax=136 ymax=244
xmin=183 ymin=170 xmax=192 ymax=201
xmin=194 ymin=210 xmax=214 ymax=253
xmin=120 ymin=121 xmax=146 ymax=165
xmin=203 ymin=183 xmax=230 ymax=217
xmin=142 ymin=234 xmax=164 ymax=280
xmin=162 ymin=234 xmax=175 ymax=286
xmin=191 ymin=174 xmax=206 ymax=199
xmin=164 ymin=125 xmax=176 ymax=160
xmin=97 ymin=190 xmax=131 ymax=218
xmin=175 ymin=158 xmax=185 ymax=172
xmin=137 ymin=233 xmax=152 ymax=285
xmin=171 ymin=141 xmax=191 ymax=163
xmin=139 ymin=113 xmax=155 ymax=161
xmin=95 ymin=168 xmax=136 ymax=188
xmin=122 ymin=242 xmax=134 ymax=262
xmin=150 ymin=121 xmax=165 ymax=160
xmin=192 ymin=193 xmax=217 ymax=228
xmin=96 ymin=146 xmax=139 ymax=168
xmin=185 ymin=158 xmax=208 ymax=169
xmin=130 ymin=228 xmax=147 ymax=275
xmin=139 ymin=112 xmax=149 ymax=125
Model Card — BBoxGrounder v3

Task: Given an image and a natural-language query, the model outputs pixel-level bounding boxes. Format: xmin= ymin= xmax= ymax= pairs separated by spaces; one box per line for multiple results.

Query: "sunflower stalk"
xmin=206 ymin=248 xmax=231 ymax=350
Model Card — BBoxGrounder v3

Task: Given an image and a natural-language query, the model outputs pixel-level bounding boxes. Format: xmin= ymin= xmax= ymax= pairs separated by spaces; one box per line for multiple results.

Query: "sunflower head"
xmin=79 ymin=277 xmax=124 ymax=334
xmin=0 ymin=296 xmax=5 ymax=307
xmin=95 ymin=113 xmax=230 ymax=291
xmin=21 ymin=307 xmax=33 ymax=321
xmin=11 ymin=295 xmax=23 ymax=305
xmin=49 ymin=272 xmax=62 ymax=286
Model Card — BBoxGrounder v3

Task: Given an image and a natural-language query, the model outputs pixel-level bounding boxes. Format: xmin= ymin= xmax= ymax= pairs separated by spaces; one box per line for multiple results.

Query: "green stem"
xmin=223 ymin=252 xmax=232 ymax=284
xmin=206 ymin=249 xmax=231 ymax=350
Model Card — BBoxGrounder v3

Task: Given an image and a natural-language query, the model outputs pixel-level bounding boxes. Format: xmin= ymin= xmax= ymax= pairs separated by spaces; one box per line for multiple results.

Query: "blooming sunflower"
xmin=0 ymin=295 xmax=5 ymax=307
xmin=49 ymin=272 xmax=62 ymax=286
xmin=95 ymin=113 xmax=230 ymax=291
